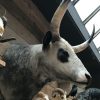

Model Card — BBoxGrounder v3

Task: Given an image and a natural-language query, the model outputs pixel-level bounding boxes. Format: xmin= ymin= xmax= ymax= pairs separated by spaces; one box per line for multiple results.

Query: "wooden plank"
xmin=13 ymin=0 xmax=50 ymax=33
xmin=5 ymin=11 xmax=39 ymax=44
xmin=5 ymin=26 xmax=28 ymax=44
xmin=0 ymin=0 xmax=50 ymax=41
xmin=0 ymin=5 xmax=39 ymax=44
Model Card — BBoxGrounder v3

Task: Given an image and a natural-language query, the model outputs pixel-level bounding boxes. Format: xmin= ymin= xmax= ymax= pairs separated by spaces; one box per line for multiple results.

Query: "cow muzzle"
xmin=75 ymin=72 xmax=92 ymax=86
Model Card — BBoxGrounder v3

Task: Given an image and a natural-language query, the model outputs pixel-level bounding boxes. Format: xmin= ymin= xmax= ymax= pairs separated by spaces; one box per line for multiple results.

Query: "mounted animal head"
xmin=42 ymin=0 xmax=97 ymax=86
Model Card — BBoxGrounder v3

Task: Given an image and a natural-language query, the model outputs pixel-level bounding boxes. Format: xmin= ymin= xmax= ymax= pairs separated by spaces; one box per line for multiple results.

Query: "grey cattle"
xmin=0 ymin=0 xmax=96 ymax=100
xmin=76 ymin=88 xmax=100 ymax=100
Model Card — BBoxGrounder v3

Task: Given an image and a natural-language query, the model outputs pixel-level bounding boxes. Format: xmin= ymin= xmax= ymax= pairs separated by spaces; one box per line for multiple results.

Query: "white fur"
xmin=29 ymin=36 xmax=90 ymax=85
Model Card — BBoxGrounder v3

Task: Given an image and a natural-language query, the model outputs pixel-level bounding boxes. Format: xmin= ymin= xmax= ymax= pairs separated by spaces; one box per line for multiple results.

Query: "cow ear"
xmin=42 ymin=31 xmax=52 ymax=50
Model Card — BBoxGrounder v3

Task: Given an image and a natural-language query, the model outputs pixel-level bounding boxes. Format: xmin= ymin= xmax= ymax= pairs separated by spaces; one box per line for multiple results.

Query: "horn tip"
xmin=88 ymin=24 xmax=95 ymax=43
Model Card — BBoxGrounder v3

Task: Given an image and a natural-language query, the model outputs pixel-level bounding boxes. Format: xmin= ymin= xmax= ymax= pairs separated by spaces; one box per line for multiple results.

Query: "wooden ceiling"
xmin=0 ymin=0 xmax=50 ymax=43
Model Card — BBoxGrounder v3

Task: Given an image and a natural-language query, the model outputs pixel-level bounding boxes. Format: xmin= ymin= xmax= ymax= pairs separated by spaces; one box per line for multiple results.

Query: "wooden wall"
xmin=4 ymin=11 xmax=39 ymax=44
xmin=0 ymin=0 xmax=50 ymax=44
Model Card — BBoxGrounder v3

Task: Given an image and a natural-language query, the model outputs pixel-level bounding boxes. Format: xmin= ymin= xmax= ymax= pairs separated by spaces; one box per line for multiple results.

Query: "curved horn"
xmin=0 ymin=6 xmax=7 ymax=37
xmin=0 ymin=5 xmax=7 ymax=27
xmin=0 ymin=17 xmax=4 ymax=37
xmin=1 ymin=16 xmax=7 ymax=28
xmin=50 ymin=0 xmax=70 ymax=40
xmin=73 ymin=25 xmax=96 ymax=53
xmin=0 ymin=16 xmax=7 ymax=37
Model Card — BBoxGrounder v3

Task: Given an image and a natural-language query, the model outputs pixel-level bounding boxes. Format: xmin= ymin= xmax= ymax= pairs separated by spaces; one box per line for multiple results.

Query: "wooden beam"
xmin=5 ymin=10 xmax=39 ymax=44
xmin=0 ymin=0 xmax=50 ymax=41
xmin=0 ymin=4 xmax=39 ymax=44
xmin=13 ymin=0 xmax=50 ymax=33
xmin=5 ymin=26 xmax=28 ymax=44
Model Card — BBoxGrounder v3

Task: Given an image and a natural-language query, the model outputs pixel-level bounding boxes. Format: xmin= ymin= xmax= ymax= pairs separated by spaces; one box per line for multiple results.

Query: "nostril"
xmin=85 ymin=74 xmax=92 ymax=85
xmin=85 ymin=74 xmax=91 ymax=80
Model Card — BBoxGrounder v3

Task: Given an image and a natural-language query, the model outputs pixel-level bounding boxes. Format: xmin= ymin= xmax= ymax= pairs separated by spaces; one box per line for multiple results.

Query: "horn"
xmin=50 ymin=0 xmax=70 ymax=41
xmin=0 ymin=15 xmax=7 ymax=37
xmin=0 ymin=6 xmax=7 ymax=37
xmin=73 ymin=25 xmax=96 ymax=53
xmin=1 ymin=15 xmax=7 ymax=28
xmin=0 ymin=6 xmax=7 ymax=28
xmin=1 ymin=9 xmax=7 ymax=28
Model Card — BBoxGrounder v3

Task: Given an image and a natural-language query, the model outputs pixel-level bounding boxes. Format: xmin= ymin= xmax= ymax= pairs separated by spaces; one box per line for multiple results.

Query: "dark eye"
xmin=57 ymin=48 xmax=69 ymax=63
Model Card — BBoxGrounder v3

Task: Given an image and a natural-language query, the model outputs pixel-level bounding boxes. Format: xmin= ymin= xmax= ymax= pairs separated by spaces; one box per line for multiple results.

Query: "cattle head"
xmin=42 ymin=0 xmax=96 ymax=86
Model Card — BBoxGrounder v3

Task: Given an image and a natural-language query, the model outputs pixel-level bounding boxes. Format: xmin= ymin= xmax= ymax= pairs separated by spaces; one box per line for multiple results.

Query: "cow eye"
xmin=57 ymin=48 xmax=69 ymax=63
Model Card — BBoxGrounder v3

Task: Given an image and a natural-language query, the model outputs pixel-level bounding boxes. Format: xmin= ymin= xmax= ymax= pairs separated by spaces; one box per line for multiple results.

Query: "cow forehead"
xmin=52 ymin=38 xmax=74 ymax=53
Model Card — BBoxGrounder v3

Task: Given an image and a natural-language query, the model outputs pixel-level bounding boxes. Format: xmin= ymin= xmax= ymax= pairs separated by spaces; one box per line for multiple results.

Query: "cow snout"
xmin=85 ymin=74 xmax=92 ymax=86
xmin=75 ymin=71 xmax=92 ymax=85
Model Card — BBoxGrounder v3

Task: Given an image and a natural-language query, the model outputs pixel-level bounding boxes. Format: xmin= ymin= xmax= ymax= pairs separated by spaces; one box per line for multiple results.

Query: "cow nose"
xmin=85 ymin=74 xmax=92 ymax=86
